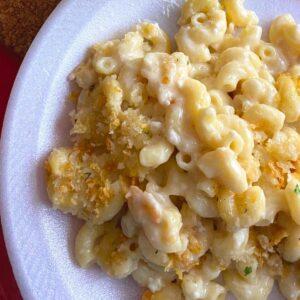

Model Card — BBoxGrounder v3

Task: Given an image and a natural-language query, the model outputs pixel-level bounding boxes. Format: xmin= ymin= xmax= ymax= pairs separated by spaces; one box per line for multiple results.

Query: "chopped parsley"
xmin=244 ymin=266 xmax=252 ymax=276
xmin=294 ymin=184 xmax=300 ymax=195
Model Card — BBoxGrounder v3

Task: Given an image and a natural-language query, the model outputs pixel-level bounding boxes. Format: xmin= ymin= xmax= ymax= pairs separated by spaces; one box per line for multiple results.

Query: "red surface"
xmin=0 ymin=44 xmax=22 ymax=299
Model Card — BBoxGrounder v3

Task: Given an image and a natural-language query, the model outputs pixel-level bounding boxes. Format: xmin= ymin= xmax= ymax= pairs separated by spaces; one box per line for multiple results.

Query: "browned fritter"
xmin=0 ymin=0 xmax=60 ymax=56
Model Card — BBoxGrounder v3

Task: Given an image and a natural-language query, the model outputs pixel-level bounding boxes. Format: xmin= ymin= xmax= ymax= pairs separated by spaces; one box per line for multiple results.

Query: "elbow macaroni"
xmin=218 ymin=186 xmax=266 ymax=230
xmin=126 ymin=186 xmax=186 ymax=253
xmin=198 ymin=147 xmax=248 ymax=193
xmin=242 ymin=103 xmax=285 ymax=136
xmin=240 ymin=78 xmax=278 ymax=105
xmin=279 ymin=263 xmax=300 ymax=300
xmin=181 ymin=267 xmax=226 ymax=300
xmin=139 ymin=138 xmax=174 ymax=168
xmin=75 ymin=222 xmax=104 ymax=268
xmin=211 ymin=228 xmax=249 ymax=264
xmin=270 ymin=14 xmax=300 ymax=59
xmin=215 ymin=47 xmax=261 ymax=92
xmin=222 ymin=0 xmax=258 ymax=27
xmin=175 ymin=8 xmax=227 ymax=63
xmin=255 ymin=42 xmax=288 ymax=75
xmin=132 ymin=262 xmax=176 ymax=293
xmin=45 ymin=0 xmax=300 ymax=298
xmin=277 ymin=73 xmax=300 ymax=123
xmin=217 ymin=25 xmax=262 ymax=51
xmin=223 ymin=268 xmax=274 ymax=300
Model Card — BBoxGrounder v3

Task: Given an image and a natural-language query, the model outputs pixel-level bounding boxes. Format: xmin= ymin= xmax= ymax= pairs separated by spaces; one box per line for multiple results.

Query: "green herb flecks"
xmin=294 ymin=184 xmax=300 ymax=195
xmin=244 ymin=266 xmax=252 ymax=276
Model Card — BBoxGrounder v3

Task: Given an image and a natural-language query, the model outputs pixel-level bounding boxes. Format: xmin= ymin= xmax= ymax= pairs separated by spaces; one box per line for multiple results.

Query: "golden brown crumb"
xmin=0 ymin=1 xmax=60 ymax=56
xmin=267 ymin=161 xmax=288 ymax=189
xmin=141 ymin=290 xmax=153 ymax=300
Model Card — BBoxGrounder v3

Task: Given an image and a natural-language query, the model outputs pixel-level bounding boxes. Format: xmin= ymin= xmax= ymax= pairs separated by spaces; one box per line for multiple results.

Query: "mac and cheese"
xmin=45 ymin=0 xmax=300 ymax=299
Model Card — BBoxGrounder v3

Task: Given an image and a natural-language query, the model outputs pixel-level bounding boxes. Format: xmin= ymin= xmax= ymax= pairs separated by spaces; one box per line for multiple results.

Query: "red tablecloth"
xmin=0 ymin=44 xmax=22 ymax=299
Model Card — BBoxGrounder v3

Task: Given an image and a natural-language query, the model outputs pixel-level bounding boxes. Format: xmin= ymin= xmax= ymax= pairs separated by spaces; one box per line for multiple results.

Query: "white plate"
xmin=1 ymin=0 xmax=299 ymax=299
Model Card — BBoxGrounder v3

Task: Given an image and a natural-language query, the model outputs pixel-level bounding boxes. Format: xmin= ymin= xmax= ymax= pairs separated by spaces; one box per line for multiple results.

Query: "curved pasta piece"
xmin=138 ymin=232 xmax=170 ymax=267
xmin=181 ymin=78 xmax=211 ymax=120
xmin=121 ymin=210 xmax=139 ymax=238
xmin=209 ymin=89 xmax=234 ymax=115
xmin=198 ymin=147 xmax=248 ymax=194
xmin=285 ymin=174 xmax=300 ymax=225
xmin=137 ymin=22 xmax=171 ymax=53
xmin=223 ymin=268 xmax=274 ymax=300
xmin=169 ymin=205 xmax=214 ymax=271
xmin=139 ymin=138 xmax=174 ymax=168
xmin=241 ymin=78 xmax=278 ymax=105
xmin=75 ymin=222 xmax=104 ymax=268
xmin=126 ymin=186 xmax=186 ymax=253
xmin=257 ymin=180 xmax=287 ymax=225
xmin=185 ymin=190 xmax=219 ymax=218
xmin=279 ymin=263 xmax=300 ymax=300
xmin=179 ymin=0 xmax=221 ymax=25
xmin=142 ymin=52 xmax=190 ymax=106
xmin=217 ymin=25 xmax=262 ymax=51
xmin=159 ymin=164 xmax=219 ymax=219
xmin=176 ymin=9 xmax=227 ymax=63
xmin=176 ymin=27 xmax=211 ymax=63
xmin=277 ymin=73 xmax=300 ymax=123
xmin=215 ymin=47 xmax=261 ymax=72
xmin=91 ymin=40 xmax=122 ymax=75
xmin=215 ymin=47 xmax=262 ymax=92
xmin=211 ymin=228 xmax=249 ymax=264
xmin=270 ymin=14 xmax=300 ymax=56
xmin=279 ymin=226 xmax=300 ymax=263
xmin=142 ymin=283 xmax=184 ymax=300
xmin=92 ymin=23 xmax=170 ymax=76
xmin=95 ymin=224 xmax=140 ymax=279
xmin=194 ymin=107 xmax=224 ymax=148
xmin=132 ymin=261 xmax=176 ymax=293
xmin=117 ymin=31 xmax=145 ymax=62
xmin=235 ymin=255 xmax=259 ymax=281
xmin=266 ymin=127 xmax=300 ymax=162
xmin=200 ymin=254 xmax=224 ymax=281
xmin=70 ymin=60 xmax=97 ymax=89
xmin=243 ymin=103 xmax=285 ymax=136
xmin=255 ymin=42 xmax=288 ymax=75
xmin=165 ymin=103 xmax=201 ymax=154
xmin=218 ymin=186 xmax=266 ymax=229
xmin=216 ymin=61 xmax=256 ymax=92
xmin=219 ymin=114 xmax=254 ymax=158
xmin=118 ymin=58 xmax=147 ymax=107
xmin=181 ymin=267 xmax=226 ymax=300
xmin=222 ymin=0 xmax=258 ymax=27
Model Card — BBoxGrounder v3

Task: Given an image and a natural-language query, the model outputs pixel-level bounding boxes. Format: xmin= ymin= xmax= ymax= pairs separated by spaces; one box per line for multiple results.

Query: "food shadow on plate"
xmin=34 ymin=82 xmax=74 ymax=208
xmin=33 ymin=78 xmax=82 ymax=259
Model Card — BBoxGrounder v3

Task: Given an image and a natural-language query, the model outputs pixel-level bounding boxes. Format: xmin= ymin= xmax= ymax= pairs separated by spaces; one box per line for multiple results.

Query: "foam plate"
xmin=1 ymin=0 xmax=299 ymax=299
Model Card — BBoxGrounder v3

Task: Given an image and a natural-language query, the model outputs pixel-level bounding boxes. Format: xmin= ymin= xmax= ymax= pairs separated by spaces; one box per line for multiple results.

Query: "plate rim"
xmin=0 ymin=1 xmax=81 ymax=298
xmin=1 ymin=0 xmax=299 ymax=299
